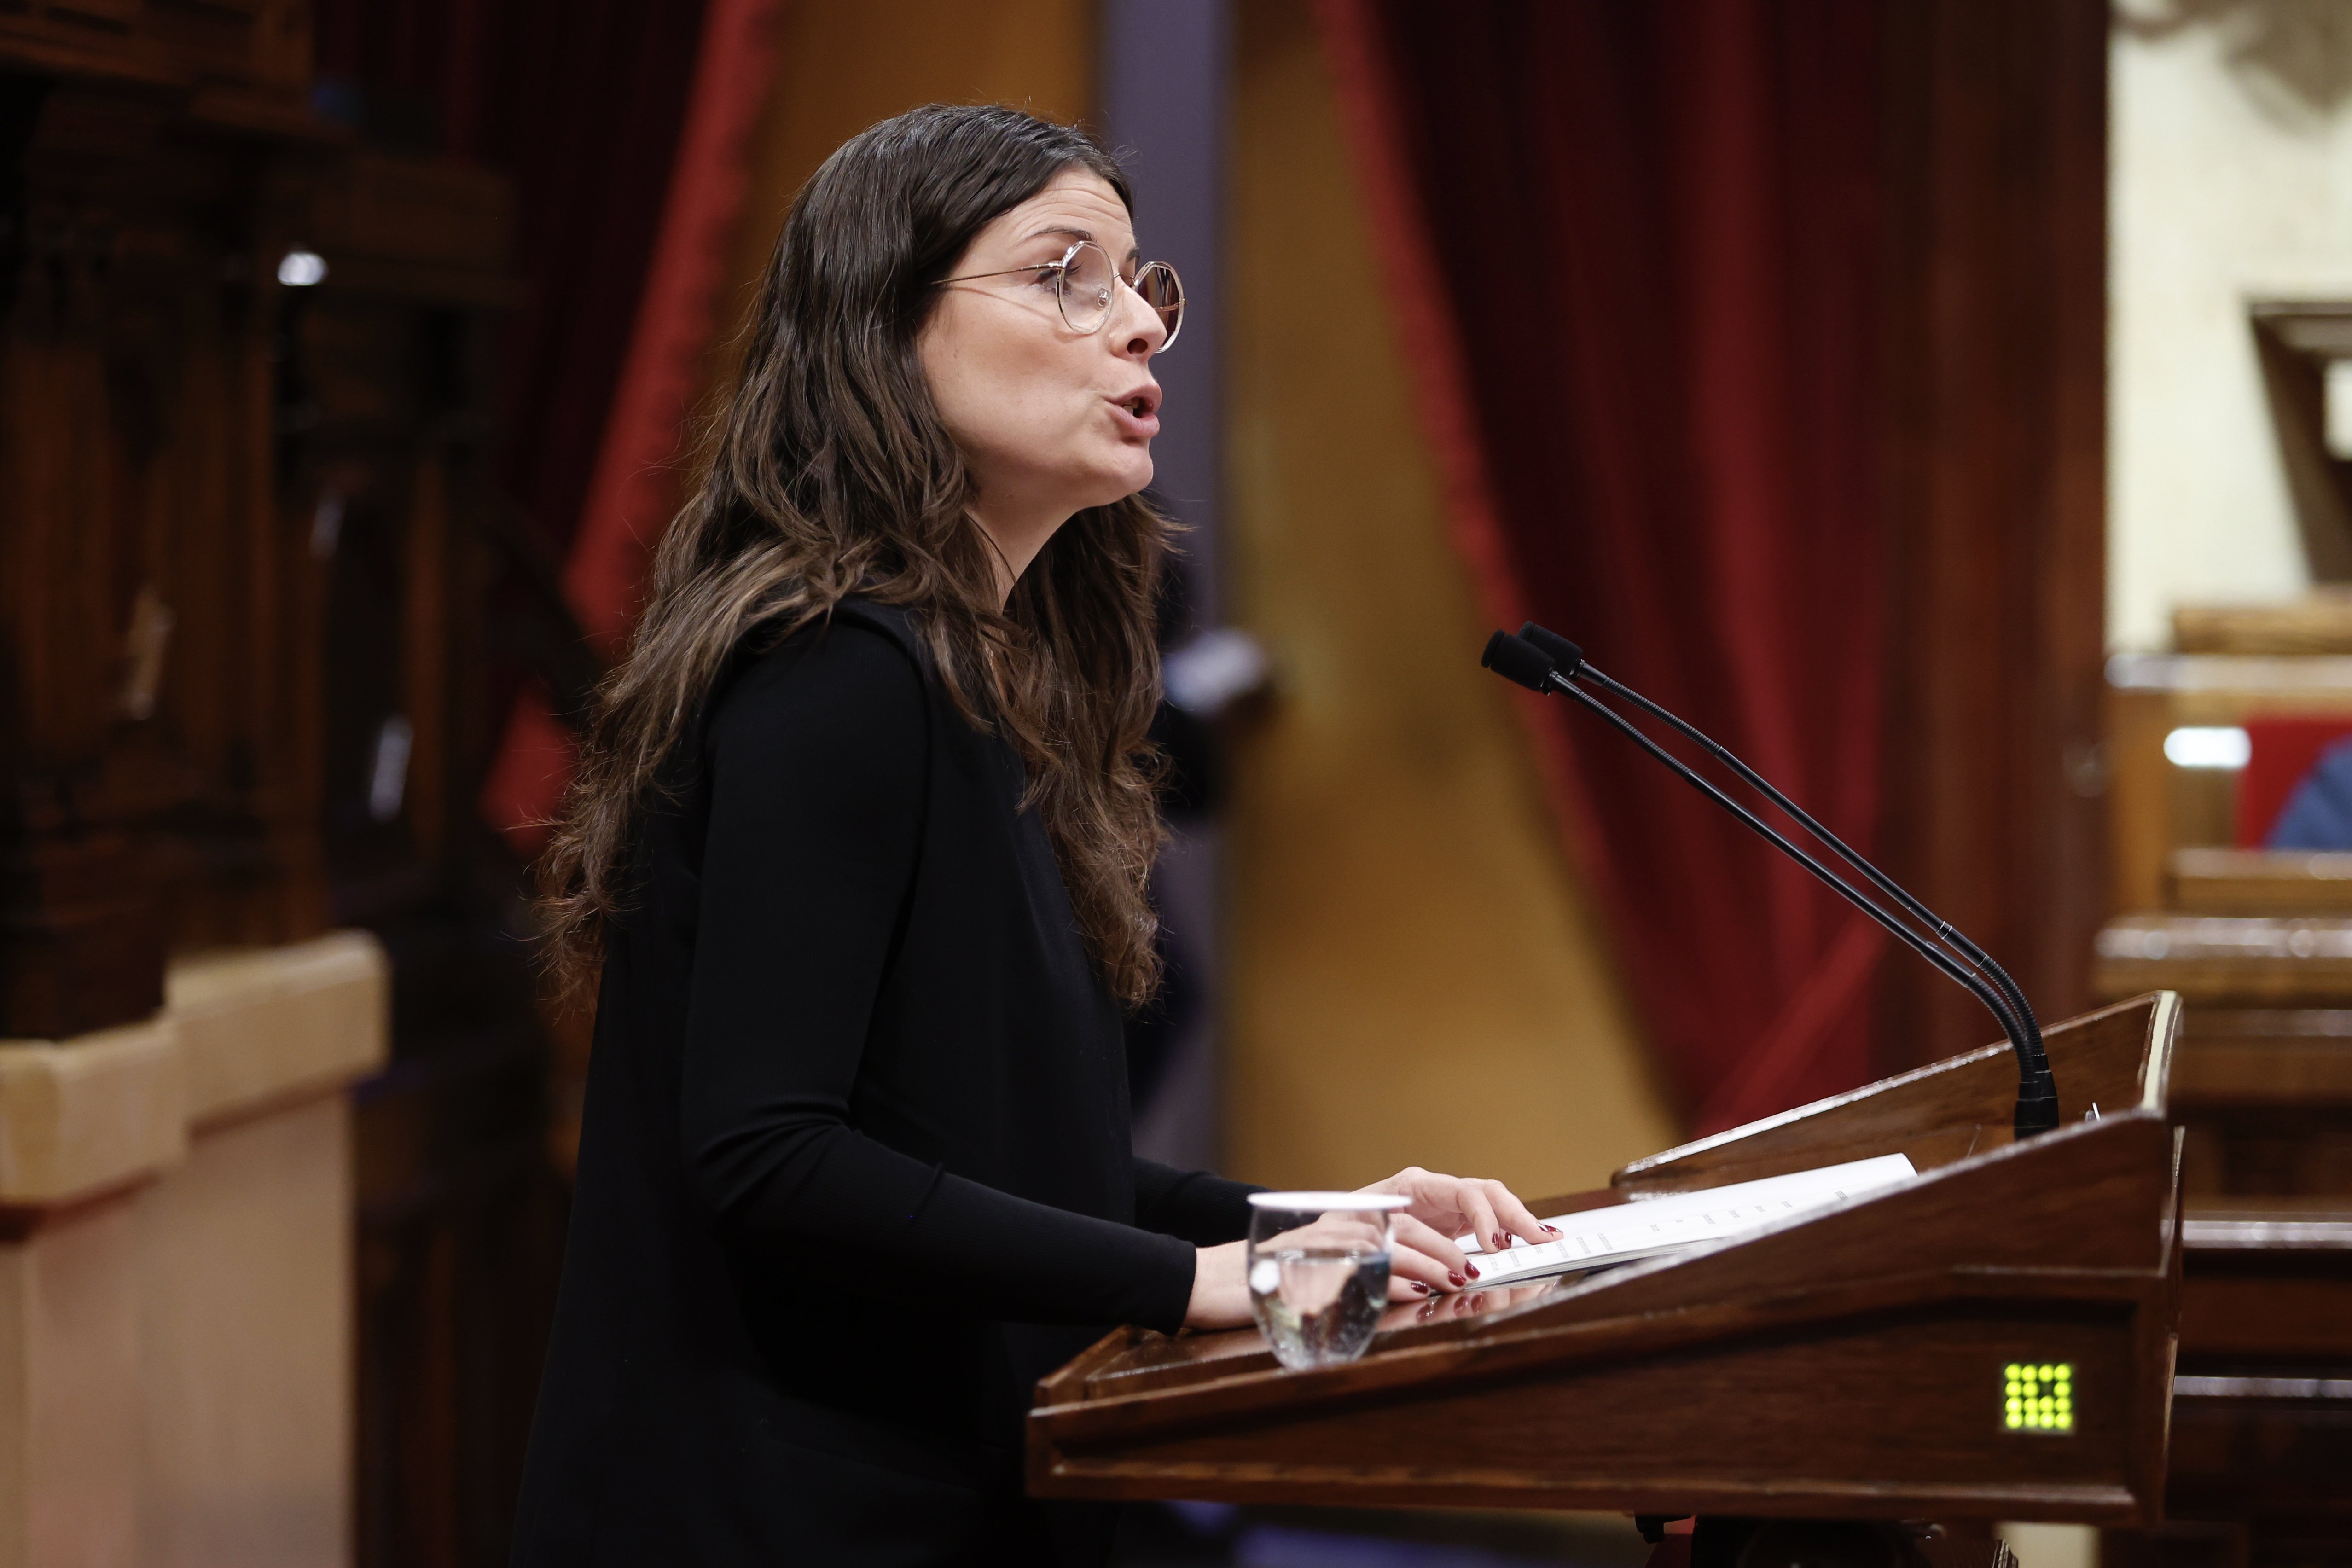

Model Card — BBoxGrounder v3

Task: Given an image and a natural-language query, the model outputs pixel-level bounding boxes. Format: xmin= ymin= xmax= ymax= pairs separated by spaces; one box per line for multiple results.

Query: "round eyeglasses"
xmin=936 ymin=240 xmax=1184 ymax=350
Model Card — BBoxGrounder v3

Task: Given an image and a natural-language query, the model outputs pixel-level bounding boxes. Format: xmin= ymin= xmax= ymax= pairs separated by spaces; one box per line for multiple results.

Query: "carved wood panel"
xmin=0 ymin=51 xmax=335 ymax=1036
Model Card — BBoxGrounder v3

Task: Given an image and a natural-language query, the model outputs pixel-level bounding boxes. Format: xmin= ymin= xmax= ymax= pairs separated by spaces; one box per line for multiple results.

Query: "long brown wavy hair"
xmin=536 ymin=105 xmax=1169 ymax=1007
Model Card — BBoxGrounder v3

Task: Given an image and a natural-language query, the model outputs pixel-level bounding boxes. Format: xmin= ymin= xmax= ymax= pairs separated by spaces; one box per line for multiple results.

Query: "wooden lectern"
xmin=1032 ymin=993 xmax=2184 ymax=1537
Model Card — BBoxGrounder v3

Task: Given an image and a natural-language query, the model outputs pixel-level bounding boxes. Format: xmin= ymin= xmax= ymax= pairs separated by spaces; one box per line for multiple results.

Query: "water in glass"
xmin=1248 ymin=1246 xmax=1390 ymax=1370
xmin=1244 ymin=1192 xmax=1407 ymax=1371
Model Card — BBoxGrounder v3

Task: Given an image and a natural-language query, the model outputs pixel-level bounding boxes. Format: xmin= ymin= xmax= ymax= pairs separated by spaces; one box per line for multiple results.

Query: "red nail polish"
xmin=1492 ymin=1231 xmax=1507 ymax=1249
xmin=1464 ymin=1262 xmax=1480 ymax=1279
xmin=1447 ymin=1271 xmax=1465 ymax=1287
xmin=1413 ymin=1281 xmax=1432 ymax=1295
xmin=1542 ymin=1224 xmax=1560 ymax=1235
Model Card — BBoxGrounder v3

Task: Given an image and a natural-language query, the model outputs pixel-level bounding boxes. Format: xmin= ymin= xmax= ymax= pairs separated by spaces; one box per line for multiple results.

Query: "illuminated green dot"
xmin=2004 ymin=1364 xmax=2020 ymax=1378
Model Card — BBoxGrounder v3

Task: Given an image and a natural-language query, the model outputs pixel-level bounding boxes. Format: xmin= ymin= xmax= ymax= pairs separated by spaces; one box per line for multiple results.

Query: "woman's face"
xmin=919 ymin=169 xmax=1166 ymax=550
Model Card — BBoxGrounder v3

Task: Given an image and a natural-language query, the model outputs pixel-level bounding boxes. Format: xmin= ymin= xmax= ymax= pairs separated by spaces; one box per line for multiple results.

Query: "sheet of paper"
xmin=1457 ymin=1153 xmax=1917 ymax=1286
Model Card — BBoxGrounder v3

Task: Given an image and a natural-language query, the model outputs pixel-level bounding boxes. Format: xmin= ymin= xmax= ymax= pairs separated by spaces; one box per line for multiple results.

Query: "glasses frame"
xmin=935 ymin=239 xmax=1184 ymax=350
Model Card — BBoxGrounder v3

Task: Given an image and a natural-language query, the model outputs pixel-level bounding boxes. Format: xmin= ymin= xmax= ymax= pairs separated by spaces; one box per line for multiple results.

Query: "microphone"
xmin=1481 ymin=627 xmax=2059 ymax=1138
xmin=1514 ymin=623 xmax=2050 ymax=1073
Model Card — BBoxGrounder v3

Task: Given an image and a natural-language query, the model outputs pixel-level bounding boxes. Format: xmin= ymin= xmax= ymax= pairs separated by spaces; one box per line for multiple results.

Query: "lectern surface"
xmin=1030 ymin=995 xmax=2185 ymax=1525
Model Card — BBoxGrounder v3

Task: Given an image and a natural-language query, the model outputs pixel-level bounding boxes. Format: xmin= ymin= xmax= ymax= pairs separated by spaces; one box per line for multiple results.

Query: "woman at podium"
xmin=509 ymin=105 xmax=1548 ymax=1567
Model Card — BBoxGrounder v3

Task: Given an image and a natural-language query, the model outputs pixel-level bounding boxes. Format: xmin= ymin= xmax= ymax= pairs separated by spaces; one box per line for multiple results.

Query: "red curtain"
xmin=477 ymin=0 xmax=786 ymax=854
xmin=1317 ymin=0 xmax=1891 ymax=1130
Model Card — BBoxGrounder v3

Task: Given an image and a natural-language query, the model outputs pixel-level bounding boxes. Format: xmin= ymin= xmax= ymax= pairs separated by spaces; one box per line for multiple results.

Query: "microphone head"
xmin=1481 ymin=629 xmax=1557 ymax=693
xmin=1517 ymin=621 xmax=1585 ymax=675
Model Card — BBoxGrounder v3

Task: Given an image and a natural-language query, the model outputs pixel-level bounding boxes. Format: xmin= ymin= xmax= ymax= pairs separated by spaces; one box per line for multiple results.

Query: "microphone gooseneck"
xmin=1515 ymin=621 xmax=2055 ymax=1132
xmin=1481 ymin=627 xmax=2060 ymax=1138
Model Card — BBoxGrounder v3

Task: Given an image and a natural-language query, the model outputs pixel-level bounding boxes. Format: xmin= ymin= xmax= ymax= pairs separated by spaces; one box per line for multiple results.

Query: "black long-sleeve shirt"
xmin=513 ymin=601 xmax=1258 ymax=1567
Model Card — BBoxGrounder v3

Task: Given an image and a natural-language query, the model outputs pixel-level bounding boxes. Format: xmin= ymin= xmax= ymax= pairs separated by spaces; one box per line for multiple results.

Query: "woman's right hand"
xmin=1185 ymin=1239 xmax=1253 ymax=1328
xmin=1184 ymin=1215 xmax=1501 ymax=1330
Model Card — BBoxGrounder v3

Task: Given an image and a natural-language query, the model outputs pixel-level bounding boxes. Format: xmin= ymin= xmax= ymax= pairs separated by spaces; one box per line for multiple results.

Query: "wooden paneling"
xmin=0 ymin=20 xmax=569 ymax=1562
xmin=2096 ymin=916 xmax=2352 ymax=1005
xmin=1876 ymin=0 xmax=2112 ymax=1078
xmin=2166 ymin=850 xmax=2352 ymax=918
xmin=0 ymin=41 xmax=330 ymax=1040
xmin=1617 ymin=993 xmax=2172 ymax=1195
xmin=2246 ymin=303 xmax=2352 ymax=585
xmin=276 ymin=144 xmax=564 ymax=1568
xmin=2176 ymin=588 xmax=2352 ymax=656
xmin=2094 ymin=969 xmax=2352 ymax=1563
xmin=2106 ymin=654 xmax=2352 ymax=914
xmin=0 ymin=0 xmax=310 ymax=98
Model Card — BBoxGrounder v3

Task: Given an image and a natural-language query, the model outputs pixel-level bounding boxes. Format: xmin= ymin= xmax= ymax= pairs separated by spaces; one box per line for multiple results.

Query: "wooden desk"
xmin=1033 ymin=996 xmax=2183 ymax=1538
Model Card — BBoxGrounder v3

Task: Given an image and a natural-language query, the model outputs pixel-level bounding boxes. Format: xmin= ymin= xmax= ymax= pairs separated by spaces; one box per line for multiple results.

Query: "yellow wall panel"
xmin=1223 ymin=0 xmax=1677 ymax=1198
xmin=711 ymin=0 xmax=1097 ymax=386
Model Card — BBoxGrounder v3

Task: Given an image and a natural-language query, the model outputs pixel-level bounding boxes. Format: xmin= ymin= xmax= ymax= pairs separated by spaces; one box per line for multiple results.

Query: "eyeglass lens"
xmin=1057 ymin=243 xmax=1184 ymax=348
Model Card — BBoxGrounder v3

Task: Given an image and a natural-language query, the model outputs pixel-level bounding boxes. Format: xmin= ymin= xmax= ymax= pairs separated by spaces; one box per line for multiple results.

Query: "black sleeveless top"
xmin=511 ymin=601 xmax=1257 ymax=1566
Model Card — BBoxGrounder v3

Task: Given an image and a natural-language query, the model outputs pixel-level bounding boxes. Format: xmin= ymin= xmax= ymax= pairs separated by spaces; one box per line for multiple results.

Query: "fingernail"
xmin=1465 ymin=1262 xmax=1481 ymax=1279
xmin=1493 ymin=1231 xmax=1508 ymax=1250
xmin=1542 ymin=1224 xmax=1560 ymax=1235
xmin=1412 ymin=1281 xmax=1432 ymax=1295
xmin=1447 ymin=1271 xmax=1465 ymax=1287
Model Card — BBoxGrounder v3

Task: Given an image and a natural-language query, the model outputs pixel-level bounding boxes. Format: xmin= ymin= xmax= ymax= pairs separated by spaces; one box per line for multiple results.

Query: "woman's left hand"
xmin=1358 ymin=1167 xmax=1556 ymax=1262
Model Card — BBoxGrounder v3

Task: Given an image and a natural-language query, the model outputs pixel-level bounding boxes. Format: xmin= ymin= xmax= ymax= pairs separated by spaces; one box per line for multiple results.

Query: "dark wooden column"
xmin=1875 ymin=0 xmax=2112 ymax=1074
xmin=0 ymin=6 xmax=335 ymax=1040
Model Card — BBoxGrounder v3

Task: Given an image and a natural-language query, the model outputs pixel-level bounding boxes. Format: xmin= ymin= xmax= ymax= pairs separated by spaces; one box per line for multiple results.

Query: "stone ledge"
xmin=167 ymin=933 xmax=389 ymax=1129
xmin=0 ymin=932 xmax=389 ymax=1208
xmin=0 ymin=1022 xmax=187 ymax=1204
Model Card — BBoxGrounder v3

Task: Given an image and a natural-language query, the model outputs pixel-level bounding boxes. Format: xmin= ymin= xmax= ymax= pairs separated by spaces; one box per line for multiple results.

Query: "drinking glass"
xmin=1244 ymin=1191 xmax=1409 ymax=1371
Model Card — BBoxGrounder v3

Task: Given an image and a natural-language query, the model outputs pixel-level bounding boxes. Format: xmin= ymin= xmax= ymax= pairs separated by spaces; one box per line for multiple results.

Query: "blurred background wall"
xmin=1221 ymin=0 xmax=1671 ymax=1196
xmin=2109 ymin=1 xmax=2352 ymax=649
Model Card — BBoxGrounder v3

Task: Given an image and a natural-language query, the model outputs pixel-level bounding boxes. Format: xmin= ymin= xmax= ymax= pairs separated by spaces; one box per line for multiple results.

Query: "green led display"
xmin=2004 ymin=1362 xmax=2073 ymax=1432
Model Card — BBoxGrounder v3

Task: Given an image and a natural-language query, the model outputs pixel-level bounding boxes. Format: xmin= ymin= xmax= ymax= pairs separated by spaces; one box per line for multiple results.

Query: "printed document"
xmin=1457 ymin=1154 xmax=1916 ymax=1285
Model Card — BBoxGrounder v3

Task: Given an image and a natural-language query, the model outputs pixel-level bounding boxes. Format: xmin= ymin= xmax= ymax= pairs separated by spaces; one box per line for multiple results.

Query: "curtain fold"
xmin=479 ymin=0 xmax=787 ymax=854
xmin=1316 ymin=0 xmax=1890 ymax=1128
